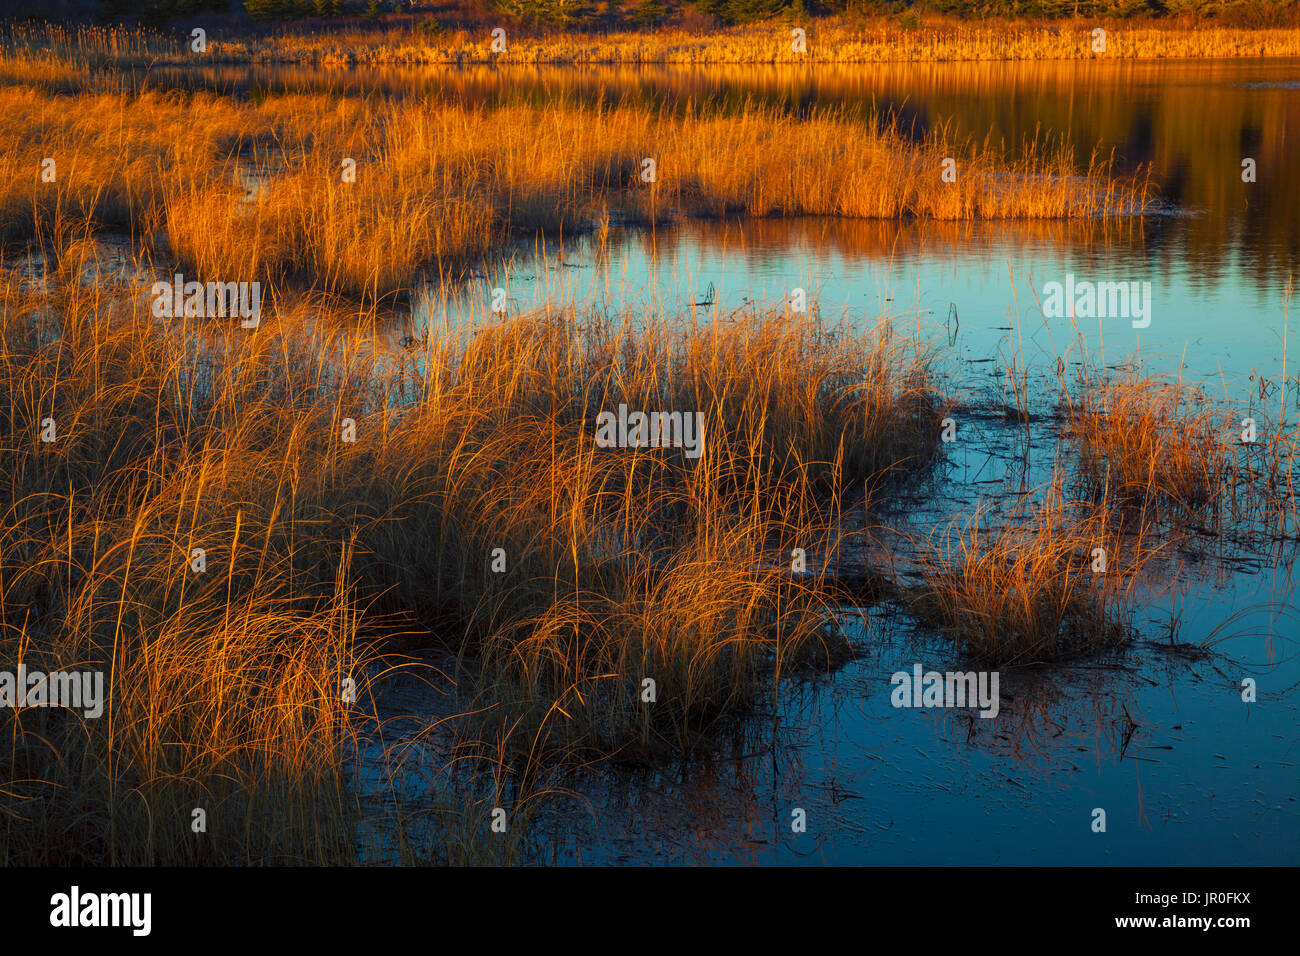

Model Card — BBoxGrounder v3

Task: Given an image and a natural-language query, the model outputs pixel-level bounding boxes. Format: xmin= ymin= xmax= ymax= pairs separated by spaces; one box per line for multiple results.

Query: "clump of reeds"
xmin=909 ymin=485 xmax=1155 ymax=664
xmin=0 ymin=263 xmax=942 ymax=860
xmin=0 ymin=265 xmax=383 ymax=863
xmin=316 ymin=305 xmax=942 ymax=748
xmin=1060 ymin=365 xmax=1245 ymax=521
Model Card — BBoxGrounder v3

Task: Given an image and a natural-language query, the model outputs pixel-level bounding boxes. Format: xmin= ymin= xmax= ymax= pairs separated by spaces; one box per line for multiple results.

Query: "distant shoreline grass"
xmin=0 ymin=85 xmax=1153 ymax=298
xmin=4 ymin=17 xmax=1300 ymax=69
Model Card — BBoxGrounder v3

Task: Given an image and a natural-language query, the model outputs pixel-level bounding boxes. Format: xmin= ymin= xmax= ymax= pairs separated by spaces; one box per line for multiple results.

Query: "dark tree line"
xmin=92 ymin=0 xmax=344 ymax=22
xmin=95 ymin=0 xmax=231 ymax=20
xmin=81 ymin=0 xmax=1300 ymax=26
xmin=698 ymin=1 xmax=1297 ymax=25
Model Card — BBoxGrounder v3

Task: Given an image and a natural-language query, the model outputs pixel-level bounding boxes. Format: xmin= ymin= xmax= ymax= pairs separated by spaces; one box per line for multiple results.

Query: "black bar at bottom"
xmin=2 ymin=866 xmax=1287 ymax=942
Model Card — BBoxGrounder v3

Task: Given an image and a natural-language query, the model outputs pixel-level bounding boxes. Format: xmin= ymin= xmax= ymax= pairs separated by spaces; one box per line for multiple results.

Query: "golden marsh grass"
xmin=909 ymin=486 xmax=1155 ymax=664
xmin=0 ymin=39 xmax=1293 ymax=864
xmin=0 ymin=253 xmax=947 ymax=858
xmin=1059 ymin=363 xmax=1290 ymax=527
xmin=5 ymin=19 xmax=1300 ymax=69
xmin=0 ymin=86 xmax=1152 ymax=298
